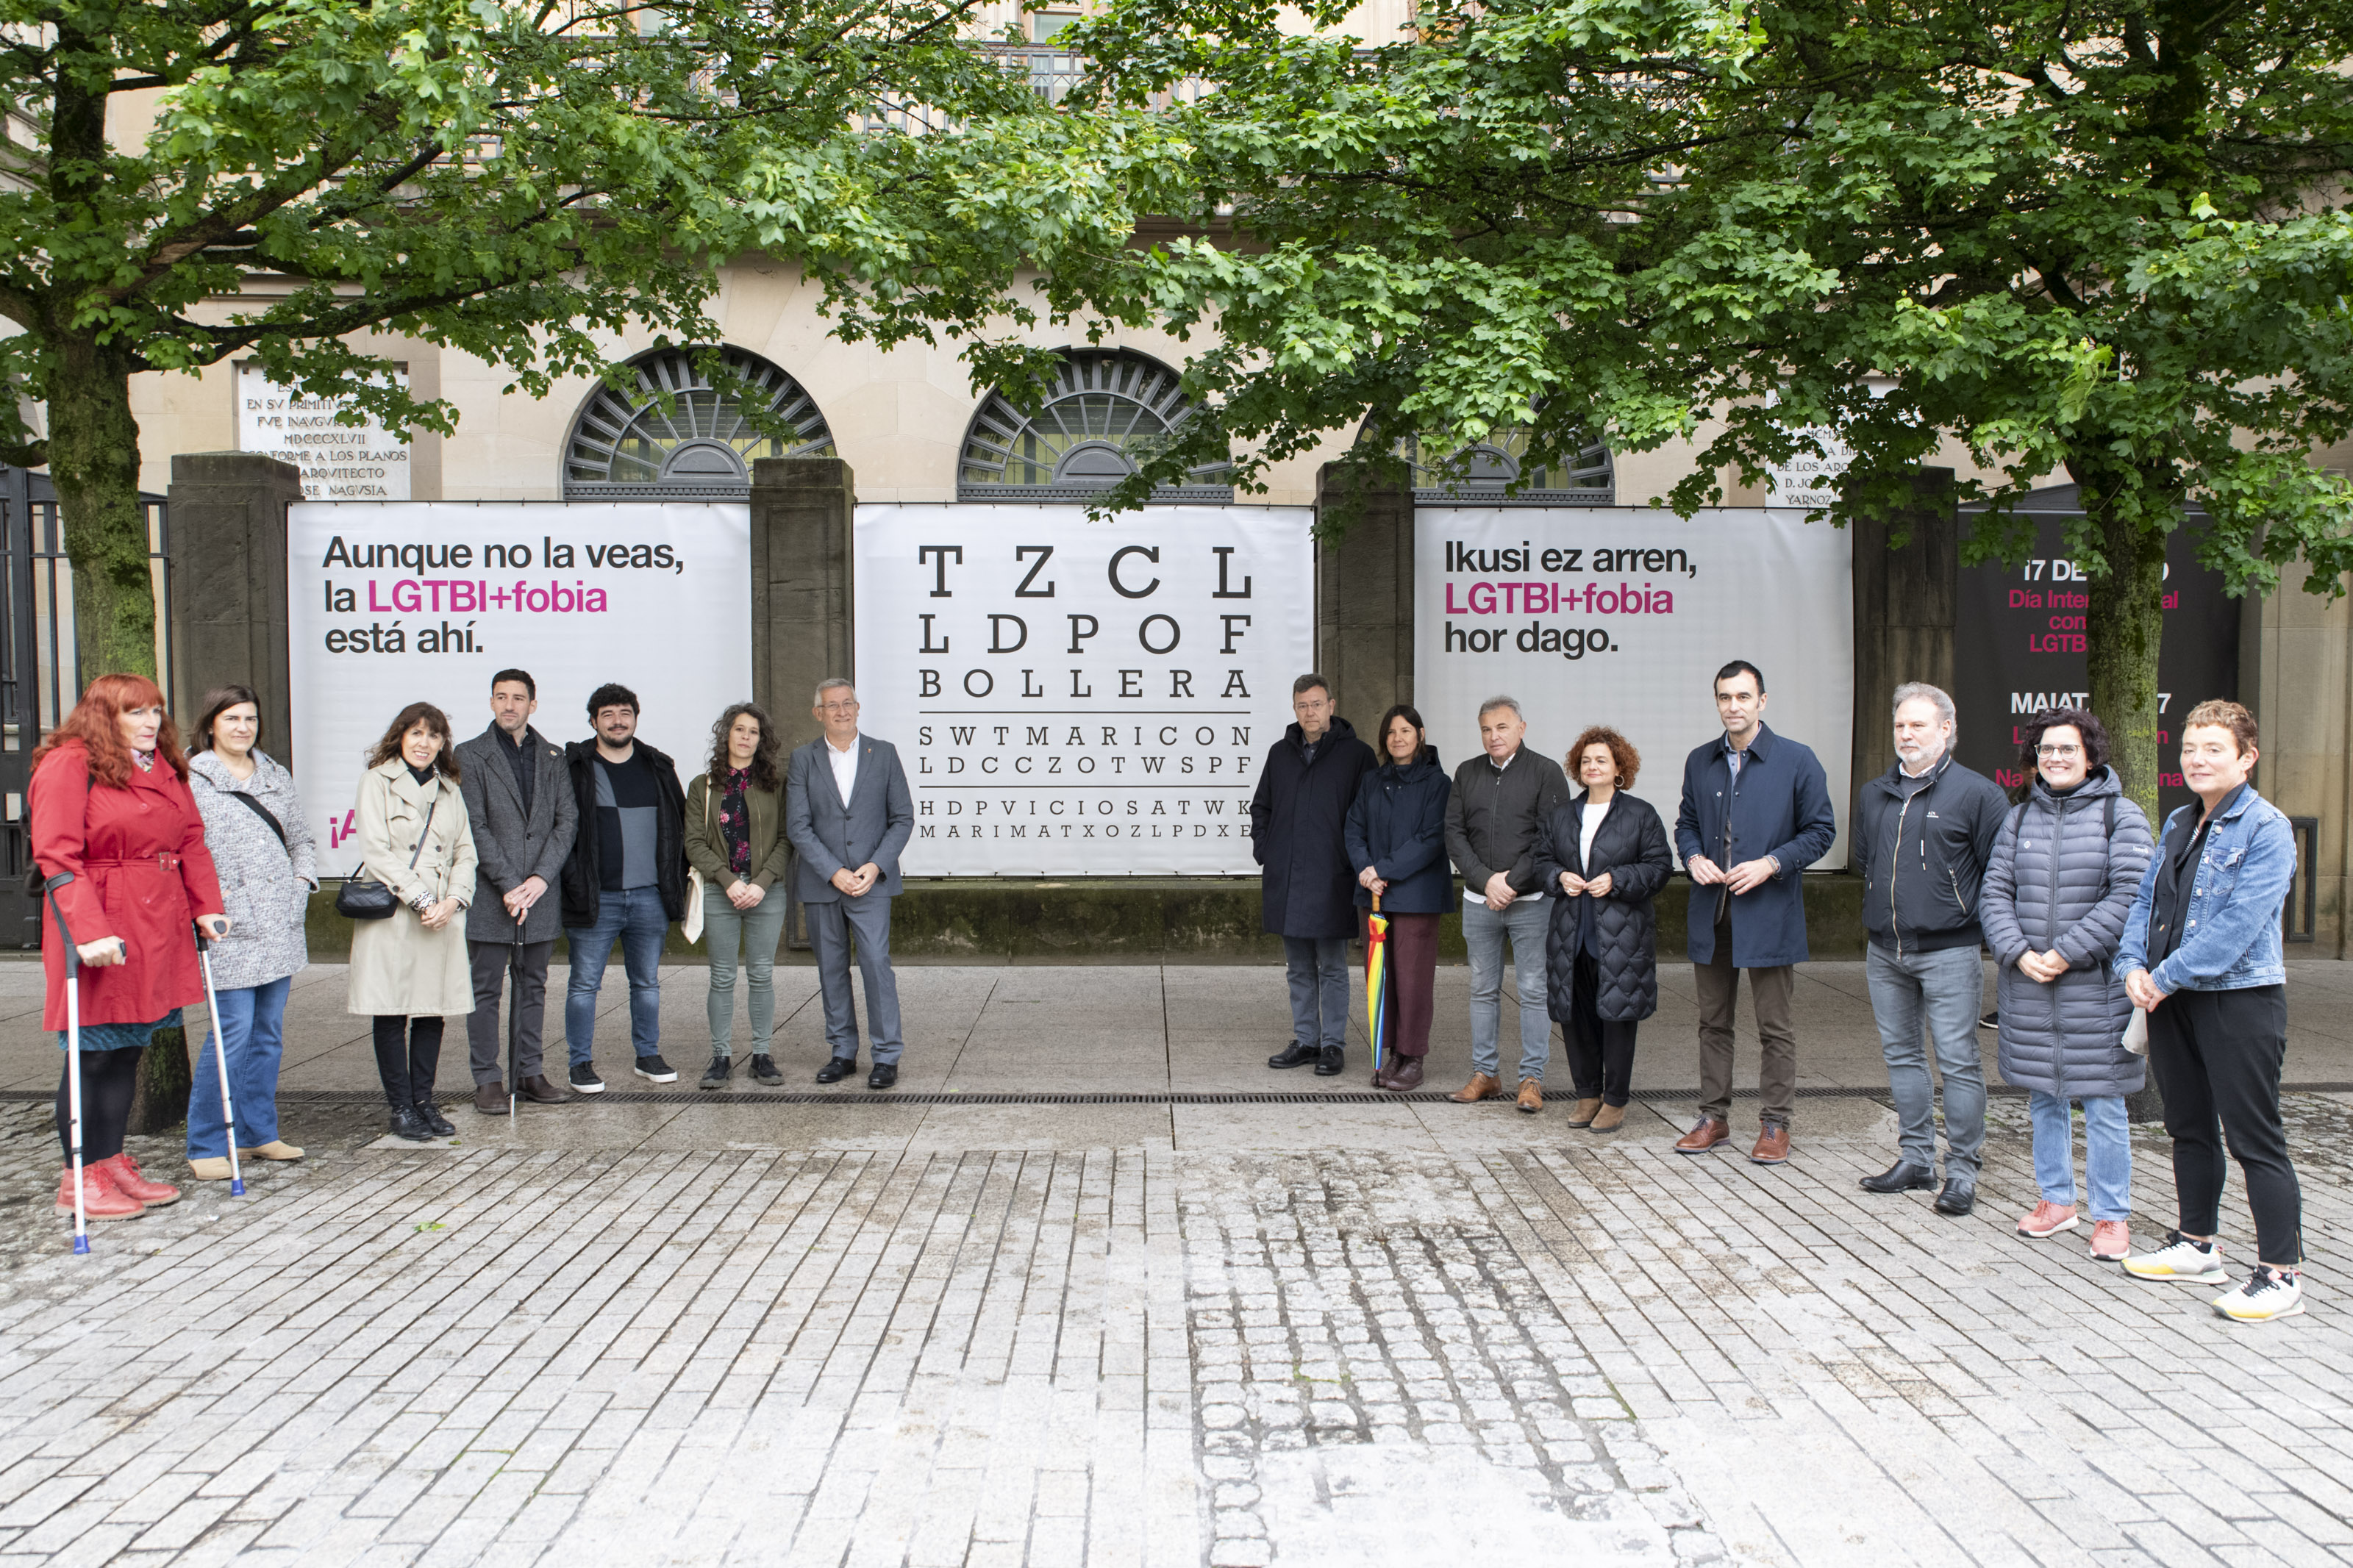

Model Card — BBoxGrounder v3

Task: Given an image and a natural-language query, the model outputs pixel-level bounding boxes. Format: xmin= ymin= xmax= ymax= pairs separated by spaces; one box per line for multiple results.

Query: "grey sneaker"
xmin=634 ymin=1054 xmax=679 ymax=1084
xmin=2123 ymin=1229 xmax=2227 ymax=1284
xmin=699 ymin=1054 xmax=732 ymax=1091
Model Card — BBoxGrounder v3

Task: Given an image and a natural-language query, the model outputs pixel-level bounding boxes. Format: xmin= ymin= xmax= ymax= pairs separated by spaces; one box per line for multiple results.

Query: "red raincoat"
xmin=32 ymin=743 xmax=226 ymax=1031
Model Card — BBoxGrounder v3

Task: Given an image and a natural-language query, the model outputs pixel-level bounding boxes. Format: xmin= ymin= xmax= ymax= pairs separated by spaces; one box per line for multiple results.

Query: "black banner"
xmin=1952 ymin=493 xmax=2239 ymax=825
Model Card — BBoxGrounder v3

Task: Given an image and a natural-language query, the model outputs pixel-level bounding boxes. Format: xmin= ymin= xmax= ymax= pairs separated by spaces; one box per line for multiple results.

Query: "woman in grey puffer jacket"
xmin=183 ymin=686 xmax=318 ymax=1178
xmin=1979 ymin=706 xmax=2152 ymax=1261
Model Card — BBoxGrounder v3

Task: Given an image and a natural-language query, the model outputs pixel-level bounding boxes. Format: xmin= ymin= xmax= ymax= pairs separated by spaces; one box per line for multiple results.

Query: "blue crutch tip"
xmin=71 ymin=1235 xmax=89 ymax=1255
xmin=229 ymin=1179 xmax=247 ymax=1196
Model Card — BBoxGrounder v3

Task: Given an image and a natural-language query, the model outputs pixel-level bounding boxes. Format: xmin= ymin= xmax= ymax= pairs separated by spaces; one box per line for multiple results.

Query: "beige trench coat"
xmin=346 ymin=759 xmax=479 ymax=1017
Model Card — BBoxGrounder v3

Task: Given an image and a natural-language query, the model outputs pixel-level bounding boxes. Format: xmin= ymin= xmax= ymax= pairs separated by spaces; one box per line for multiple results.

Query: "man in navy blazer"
xmin=1671 ymin=659 xmax=1838 ymax=1164
xmin=784 ymin=679 xmax=915 ymax=1088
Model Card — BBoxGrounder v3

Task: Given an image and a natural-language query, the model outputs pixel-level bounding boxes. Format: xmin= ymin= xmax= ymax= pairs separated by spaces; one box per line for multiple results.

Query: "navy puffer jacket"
xmin=1532 ymin=791 xmax=1674 ymax=1023
xmin=1979 ymin=767 xmax=2154 ymax=1099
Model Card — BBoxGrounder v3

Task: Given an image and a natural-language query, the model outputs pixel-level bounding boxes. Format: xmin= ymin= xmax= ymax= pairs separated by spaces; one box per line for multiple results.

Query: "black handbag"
xmin=336 ymin=790 xmax=439 ymax=920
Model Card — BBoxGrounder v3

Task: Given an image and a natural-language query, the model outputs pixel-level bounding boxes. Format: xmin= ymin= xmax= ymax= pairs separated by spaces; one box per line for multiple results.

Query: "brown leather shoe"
xmin=1590 ymin=1103 xmax=1627 ymax=1134
xmin=1565 ymin=1096 xmax=1602 ymax=1128
xmin=1516 ymin=1080 xmax=1543 ymax=1114
xmin=1749 ymin=1123 xmax=1791 ymax=1164
xmin=1450 ymin=1073 xmax=1502 ymax=1103
xmin=474 ymin=1081 xmax=509 ymax=1115
xmin=517 ymin=1074 xmax=570 ymax=1104
xmin=1674 ymin=1117 xmax=1732 ymax=1153
xmin=1383 ymin=1056 xmax=1424 ymax=1092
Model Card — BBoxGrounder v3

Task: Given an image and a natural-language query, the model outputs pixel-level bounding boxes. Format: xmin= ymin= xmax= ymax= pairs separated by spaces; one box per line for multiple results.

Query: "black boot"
xmin=1314 ymin=1045 xmax=1345 ymax=1077
xmin=388 ymin=1104 xmax=435 ymax=1142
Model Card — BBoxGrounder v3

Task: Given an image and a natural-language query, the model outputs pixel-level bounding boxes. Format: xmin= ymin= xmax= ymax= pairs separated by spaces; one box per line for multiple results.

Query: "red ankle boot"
xmin=100 ymin=1153 xmax=181 ymax=1207
xmin=56 ymin=1161 xmax=146 ymax=1221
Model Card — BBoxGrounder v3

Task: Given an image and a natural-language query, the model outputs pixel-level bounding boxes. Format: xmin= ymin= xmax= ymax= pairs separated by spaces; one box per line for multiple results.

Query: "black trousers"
xmin=373 ymin=1015 xmax=446 ymax=1109
xmin=1565 ymin=947 xmax=1640 ymax=1106
xmin=2146 ymin=984 xmax=2302 ymax=1267
xmin=468 ymin=939 xmax=554 ymax=1086
xmin=54 ymin=1046 xmax=142 ymax=1164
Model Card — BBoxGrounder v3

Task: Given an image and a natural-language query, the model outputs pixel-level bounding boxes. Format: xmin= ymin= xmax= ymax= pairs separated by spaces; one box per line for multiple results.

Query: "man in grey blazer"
xmin=784 ymin=678 xmax=915 ymax=1088
xmin=457 ymin=669 xmax=579 ymax=1112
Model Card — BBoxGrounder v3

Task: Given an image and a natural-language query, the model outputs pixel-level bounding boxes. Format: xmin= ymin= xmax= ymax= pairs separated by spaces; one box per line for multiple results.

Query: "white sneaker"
xmin=2214 ymin=1270 xmax=2306 ymax=1322
xmin=2121 ymin=1230 xmax=2227 ymax=1283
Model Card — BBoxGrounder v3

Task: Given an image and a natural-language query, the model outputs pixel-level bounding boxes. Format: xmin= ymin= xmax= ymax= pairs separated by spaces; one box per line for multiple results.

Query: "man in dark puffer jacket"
xmin=1854 ymin=682 xmax=2010 ymax=1215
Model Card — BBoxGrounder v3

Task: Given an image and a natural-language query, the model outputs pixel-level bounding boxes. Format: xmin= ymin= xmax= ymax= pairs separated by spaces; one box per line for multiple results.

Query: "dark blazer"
xmin=1343 ymin=752 xmax=1452 ymax=914
xmin=559 ymin=738 xmax=690 ymax=927
xmin=785 ymin=734 xmax=915 ymax=903
xmin=1672 ymin=723 xmax=1838 ymax=968
xmin=1250 ymin=717 xmax=1378 ymax=939
xmin=1533 ymin=791 xmax=1674 ymax=1022
xmin=457 ymin=723 xmax=578 ymax=944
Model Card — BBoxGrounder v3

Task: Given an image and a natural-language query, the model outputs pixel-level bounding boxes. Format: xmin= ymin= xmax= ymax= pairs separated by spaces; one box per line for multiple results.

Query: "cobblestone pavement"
xmin=0 ymin=1093 xmax=2346 ymax=1566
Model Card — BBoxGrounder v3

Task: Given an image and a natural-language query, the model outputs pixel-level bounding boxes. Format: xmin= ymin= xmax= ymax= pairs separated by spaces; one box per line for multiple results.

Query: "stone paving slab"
xmin=0 ymin=1073 xmax=2346 ymax=1567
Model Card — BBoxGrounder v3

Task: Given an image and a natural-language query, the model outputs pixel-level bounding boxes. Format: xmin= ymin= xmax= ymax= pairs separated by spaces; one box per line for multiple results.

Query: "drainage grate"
xmin=7 ymin=1084 xmax=2352 ymax=1108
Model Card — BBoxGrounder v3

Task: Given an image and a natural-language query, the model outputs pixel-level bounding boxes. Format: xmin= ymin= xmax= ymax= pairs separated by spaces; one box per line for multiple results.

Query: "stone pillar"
xmin=749 ymin=457 xmax=857 ymax=753
xmin=1849 ymin=470 xmax=1958 ymax=835
xmin=2243 ymin=563 xmax=2352 ymax=956
xmin=1314 ymin=463 xmax=1415 ymax=732
xmin=165 ymin=452 xmax=301 ymax=756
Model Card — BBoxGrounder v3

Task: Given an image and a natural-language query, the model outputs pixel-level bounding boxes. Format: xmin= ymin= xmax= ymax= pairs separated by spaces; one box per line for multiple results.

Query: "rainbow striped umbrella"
xmin=1365 ymin=892 xmax=1391 ymax=1072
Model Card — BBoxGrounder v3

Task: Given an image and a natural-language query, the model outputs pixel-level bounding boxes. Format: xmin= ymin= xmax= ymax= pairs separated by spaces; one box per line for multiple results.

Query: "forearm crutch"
xmin=43 ymin=873 xmax=90 ymax=1255
xmin=193 ymin=920 xmax=246 ymax=1196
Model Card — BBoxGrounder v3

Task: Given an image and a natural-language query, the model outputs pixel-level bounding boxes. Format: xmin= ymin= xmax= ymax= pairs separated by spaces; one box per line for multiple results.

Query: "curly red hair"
xmin=32 ymin=673 xmax=188 ymax=786
xmin=1565 ymin=726 xmax=1640 ymax=791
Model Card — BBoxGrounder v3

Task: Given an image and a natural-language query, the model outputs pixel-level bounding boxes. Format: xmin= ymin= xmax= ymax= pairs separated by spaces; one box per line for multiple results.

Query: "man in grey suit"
xmin=457 ymin=669 xmax=579 ymax=1113
xmin=784 ymin=678 xmax=915 ymax=1088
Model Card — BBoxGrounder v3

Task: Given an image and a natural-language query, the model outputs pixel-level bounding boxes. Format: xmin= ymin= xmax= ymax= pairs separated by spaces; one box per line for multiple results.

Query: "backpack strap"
xmin=2104 ymin=794 xmax=2116 ymax=837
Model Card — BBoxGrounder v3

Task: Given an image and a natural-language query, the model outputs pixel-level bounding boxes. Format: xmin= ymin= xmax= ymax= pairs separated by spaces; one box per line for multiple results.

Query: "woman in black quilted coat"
xmin=1532 ymin=727 xmax=1674 ymax=1128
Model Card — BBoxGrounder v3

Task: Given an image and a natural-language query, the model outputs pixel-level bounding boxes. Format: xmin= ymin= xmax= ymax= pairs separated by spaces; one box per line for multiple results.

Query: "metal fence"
xmin=0 ymin=465 xmax=171 ymax=948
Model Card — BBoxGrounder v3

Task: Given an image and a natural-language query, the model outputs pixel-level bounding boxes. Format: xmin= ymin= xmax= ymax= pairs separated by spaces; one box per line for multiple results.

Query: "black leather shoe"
xmin=815 ymin=1056 xmax=857 ymax=1084
xmin=1934 ymin=1177 xmax=1977 ymax=1216
xmin=868 ymin=1063 xmax=899 ymax=1089
xmin=415 ymin=1101 xmax=457 ymax=1138
xmin=1267 ymin=1042 xmax=1318 ymax=1069
xmin=1860 ymin=1160 xmax=1938 ymax=1194
xmin=388 ymin=1105 xmax=435 ymax=1142
xmin=1313 ymin=1046 xmax=1344 ymax=1077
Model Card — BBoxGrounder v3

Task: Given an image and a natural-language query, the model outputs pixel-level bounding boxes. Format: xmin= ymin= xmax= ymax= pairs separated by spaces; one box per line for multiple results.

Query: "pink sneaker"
xmin=2088 ymin=1220 xmax=2130 ymax=1261
xmin=2017 ymin=1200 xmax=2079 ymax=1238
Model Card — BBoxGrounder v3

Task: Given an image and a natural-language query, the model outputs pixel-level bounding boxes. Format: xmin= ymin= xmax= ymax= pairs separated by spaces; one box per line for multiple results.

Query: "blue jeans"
xmin=1283 ymin=937 xmax=1351 ymax=1052
xmin=186 ymin=975 xmax=291 ymax=1159
xmin=565 ymin=885 xmax=668 ymax=1064
xmin=705 ymin=894 xmax=789 ymax=1056
xmin=1867 ymin=944 xmax=1987 ymax=1176
xmin=1464 ymin=895 xmax=1552 ymax=1081
xmin=2029 ymin=1092 xmax=2132 ymax=1221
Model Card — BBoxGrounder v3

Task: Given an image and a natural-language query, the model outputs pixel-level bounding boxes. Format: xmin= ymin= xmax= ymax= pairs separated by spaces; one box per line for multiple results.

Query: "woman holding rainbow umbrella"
xmin=1346 ymin=705 xmax=1450 ymax=1091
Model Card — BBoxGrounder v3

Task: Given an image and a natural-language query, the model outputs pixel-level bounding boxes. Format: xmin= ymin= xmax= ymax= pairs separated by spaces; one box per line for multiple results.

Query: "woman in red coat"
xmin=32 ymin=673 xmax=229 ymax=1221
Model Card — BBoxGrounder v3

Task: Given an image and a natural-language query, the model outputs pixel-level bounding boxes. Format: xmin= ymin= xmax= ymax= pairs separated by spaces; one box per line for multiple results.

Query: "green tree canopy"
xmin=1073 ymin=0 xmax=2353 ymax=810
xmin=1 ymin=0 xmax=1174 ymax=671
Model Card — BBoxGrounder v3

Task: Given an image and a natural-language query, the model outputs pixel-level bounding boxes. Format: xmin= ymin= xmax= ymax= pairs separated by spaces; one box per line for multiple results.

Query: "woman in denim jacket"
xmin=2114 ymin=701 xmax=2304 ymax=1321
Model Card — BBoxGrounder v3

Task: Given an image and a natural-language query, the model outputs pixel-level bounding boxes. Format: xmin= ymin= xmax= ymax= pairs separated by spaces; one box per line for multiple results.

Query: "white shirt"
xmin=1579 ymin=798 xmax=1612 ymax=873
xmin=826 ymin=733 xmax=859 ymax=806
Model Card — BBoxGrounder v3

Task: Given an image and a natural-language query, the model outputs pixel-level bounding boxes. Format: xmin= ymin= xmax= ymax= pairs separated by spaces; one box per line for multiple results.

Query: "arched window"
xmin=563 ymin=346 xmax=834 ymax=499
xmin=1360 ymin=419 xmax=1614 ymax=505
xmin=959 ymin=348 xmax=1231 ymax=502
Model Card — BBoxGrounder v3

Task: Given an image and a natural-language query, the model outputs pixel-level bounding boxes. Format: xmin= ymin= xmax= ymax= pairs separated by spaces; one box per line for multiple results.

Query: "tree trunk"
xmin=46 ymin=337 xmax=157 ymax=681
xmin=2075 ymin=459 xmax=2173 ymax=1123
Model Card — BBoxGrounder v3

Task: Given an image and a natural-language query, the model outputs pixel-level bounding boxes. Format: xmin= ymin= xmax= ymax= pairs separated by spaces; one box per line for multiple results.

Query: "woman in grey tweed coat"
xmin=183 ymin=685 xmax=318 ymax=1178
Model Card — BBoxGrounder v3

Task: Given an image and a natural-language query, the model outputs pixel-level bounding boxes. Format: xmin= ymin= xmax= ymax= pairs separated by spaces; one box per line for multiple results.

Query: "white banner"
xmin=1415 ymin=507 xmax=1854 ymax=865
xmin=854 ymin=504 xmax=1316 ymax=875
xmin=288 ymin=501 xmax=753 ymax=863
xmin=238 ymin=363 xmax=412 ymax=500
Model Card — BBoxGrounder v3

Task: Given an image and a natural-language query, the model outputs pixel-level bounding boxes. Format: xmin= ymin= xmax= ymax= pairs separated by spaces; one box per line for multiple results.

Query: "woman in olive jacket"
xmin=685 ymin=702 xmax=796 ymax=1088
xmin=1345 ymin=704 xmax=1450 ymax=1092
xmin=1532 ymin=727 xmax=1674 ymax=1130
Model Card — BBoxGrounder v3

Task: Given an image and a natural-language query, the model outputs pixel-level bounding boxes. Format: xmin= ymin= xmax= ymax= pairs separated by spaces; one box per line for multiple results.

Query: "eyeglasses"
xmin=2036 ymin=744 xmax=2081 ymax=759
